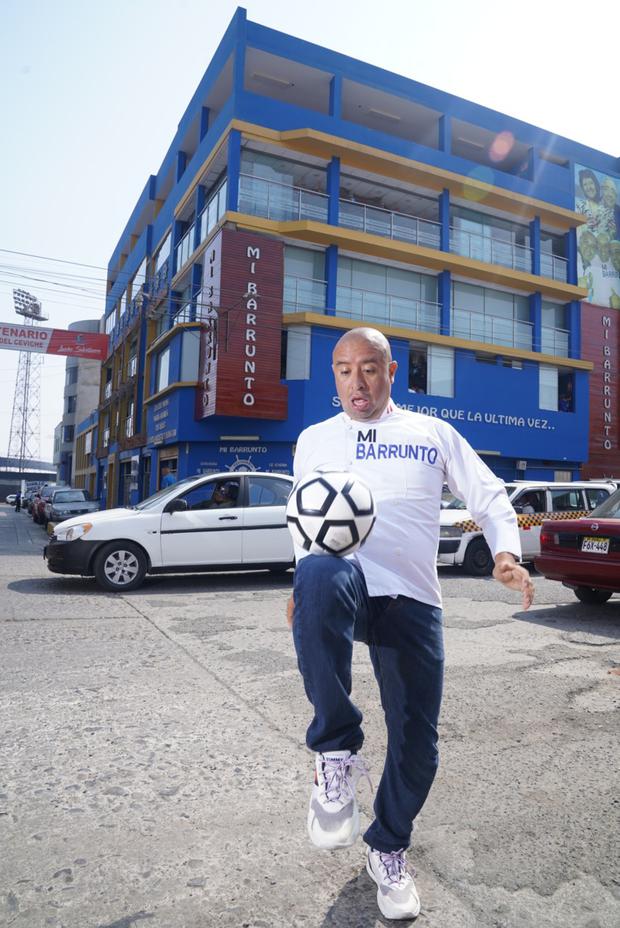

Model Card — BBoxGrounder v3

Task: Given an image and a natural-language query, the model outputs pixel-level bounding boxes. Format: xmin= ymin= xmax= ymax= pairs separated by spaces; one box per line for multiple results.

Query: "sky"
xmin=1 ymin=0 xmax=618 ymax=463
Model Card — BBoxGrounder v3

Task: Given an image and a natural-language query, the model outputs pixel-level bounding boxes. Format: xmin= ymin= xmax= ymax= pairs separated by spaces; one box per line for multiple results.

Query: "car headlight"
xmin=57 ymin=522 xmax=93 ymax=542
xmin=439 ymin=525 xmax=463 ymax=539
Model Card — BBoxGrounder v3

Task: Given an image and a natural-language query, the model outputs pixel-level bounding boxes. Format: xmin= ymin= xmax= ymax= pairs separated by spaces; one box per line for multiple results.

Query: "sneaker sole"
xmin=366 ymin=858 xmax=421 ymax=920
xmin=307 ymin=805 xmax=360 ymax=850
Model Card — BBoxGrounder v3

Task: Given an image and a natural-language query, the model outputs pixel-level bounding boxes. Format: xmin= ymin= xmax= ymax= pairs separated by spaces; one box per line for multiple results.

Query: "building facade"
xmin=96 ymin=7 xmax=620 ymax=507
xmin=53 ymin=319 xmax=102 ymax=484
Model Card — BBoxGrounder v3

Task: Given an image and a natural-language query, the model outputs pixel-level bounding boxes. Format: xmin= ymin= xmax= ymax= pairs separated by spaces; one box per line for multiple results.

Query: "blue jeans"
xmin=292 ymin=555 xmax=444 ymax=853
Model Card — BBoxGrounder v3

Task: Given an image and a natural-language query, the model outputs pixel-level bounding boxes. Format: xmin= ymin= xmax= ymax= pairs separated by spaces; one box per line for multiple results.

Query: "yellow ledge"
xmin=144 ymin=381 xmax=198 ymax=405
xmin=231 ymin=120 xmax=585 ymax=232
xmin=226 ymin=211 xmax=586 ymax=303
xmin=282 ymin=312 xmax=594 ymax=371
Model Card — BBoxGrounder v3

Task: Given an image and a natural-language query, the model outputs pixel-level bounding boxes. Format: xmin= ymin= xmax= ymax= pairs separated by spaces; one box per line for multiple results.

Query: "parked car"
xmin=44 ymin=488 xmax=100 ymax=526
xmin=438 ymin=480 xmax=616 ymax=575
xmin=31 ymin=485 xmax=59 ymax=524
xmin=44 ymin=472 xmax=294 ymax=592
xmin=5 ymin=493 xmax=17 ymax=505
xmin=534 ymin=487 xmax=620 ymax=604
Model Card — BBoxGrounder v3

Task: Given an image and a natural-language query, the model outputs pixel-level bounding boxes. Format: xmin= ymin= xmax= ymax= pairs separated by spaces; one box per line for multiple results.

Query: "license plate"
xmin=581 ymin=536 xmax=610 ymax=554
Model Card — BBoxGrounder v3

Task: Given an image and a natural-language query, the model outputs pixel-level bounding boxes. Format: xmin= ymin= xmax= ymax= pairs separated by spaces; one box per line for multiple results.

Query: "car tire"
xmin=94 ymin=541 xmax=147 ymax=593
xmin=574 ymin=586 xmax=613 ymax=605
xmin=463 ymin=537 xmax=493 ymax=576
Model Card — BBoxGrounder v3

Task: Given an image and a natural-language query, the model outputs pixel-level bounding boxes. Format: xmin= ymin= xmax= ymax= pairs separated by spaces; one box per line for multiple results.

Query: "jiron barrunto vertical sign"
xmin=195 ymin=229 xmax=288 ymax=420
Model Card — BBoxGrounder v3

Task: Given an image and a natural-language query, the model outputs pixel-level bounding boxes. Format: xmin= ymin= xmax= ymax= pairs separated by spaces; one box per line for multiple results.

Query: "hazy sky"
xmin=1 ymin=0 xmax=618 ymax=462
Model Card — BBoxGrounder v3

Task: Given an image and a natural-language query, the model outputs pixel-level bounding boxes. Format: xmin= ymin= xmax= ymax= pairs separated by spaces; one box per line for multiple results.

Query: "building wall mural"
xmin=575 ymin=164 xmax=620 ymax=308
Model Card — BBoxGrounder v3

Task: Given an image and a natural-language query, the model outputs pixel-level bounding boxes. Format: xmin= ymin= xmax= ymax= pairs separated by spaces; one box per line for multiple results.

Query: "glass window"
xmin=104 ymin=310 xmax=116 ymax=335
xmin=180 ymin=478 xmax=241 ymax=510
xmin=549 ymin=488 xmax=584 ymax=512
xmin=66 ymin=395 xmax=77 ymax=414
xmin=66 ymin=366 xmax=79 ymax=386
xmin=181 ymin=331 xmax=200 ymax=381
xmin=132 ymin=258 xmax=147 ymax=297
xmin=63 ymin=425 xmax=75 ymax=443
xmin=284 ymin=246 xmax=325 ymax=280
xmin=241 ymin=150 xmax=327 ymax=193
xmin=541 ymin=301 xmax=567 ymax=329
xmin=155 ymin=233 xmax=171 ymax=272
xmin=558 ymin=372 xmax=574 ymax=411
xmin=453 ymin=282 xmax=482 ymax=312
xmin=156 ymin=348 xmax=170 ymax=393
xmin=512 ymin=490 xmax=545 ymax=513
xmin=409 ymin=348 xmax=427 ymax=393
xmin=428 ymin=346 xmax=454 ymax=397
xmin=539 ymin=365 xmax=558 ymax=411
xmin=283 ymin=326 xmax=311 ymax=379
xmin=585 ymin=487 xmax=611 ymax=509
xmin=247 ymin=476 xmax=291 ymax=507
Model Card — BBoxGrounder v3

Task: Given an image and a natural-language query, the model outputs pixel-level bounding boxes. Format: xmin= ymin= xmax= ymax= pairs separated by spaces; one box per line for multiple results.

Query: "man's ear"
xmin=389 ymin=360 xmax=398 ymax=383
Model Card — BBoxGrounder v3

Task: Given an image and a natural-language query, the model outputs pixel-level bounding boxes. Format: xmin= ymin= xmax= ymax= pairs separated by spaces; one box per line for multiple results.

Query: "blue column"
xmin=530 ymin=216 xmax=541 ymax=276
xmin=190 ymin=262 xmax=202 ymax=322
xmin=226 ymin=129 xmax=241 ymax=212
xmin=325 ymin=246 xmax=338 ymax=315
xmin=530 ymin=292 xmax=542 ymax=353
xmin=566 ymin=228 xmax=578 ymax=285
xmin=176 ymin=151 xmax=187 ymax=183
xmin=327 ymin=157 xmax=340 ymax=225
xmin=568 ymin=300 xmax=581 ymax=358
xmin=439 ymin=189 xmax=450 ymax=252
xmin=438 ymin=271 xmax=451 ymax=336
xmin=329 ymin=74 xmax=342 ymax=118
xmin=200 ymin=107 xmax=210 ymax=142
xmin=232 ymin=10 xmax=247 ymax=103
xmin=438 ymin=115 xmax=451 ymax=154
xmin=526 ymin=147 xmax=539 ymax=182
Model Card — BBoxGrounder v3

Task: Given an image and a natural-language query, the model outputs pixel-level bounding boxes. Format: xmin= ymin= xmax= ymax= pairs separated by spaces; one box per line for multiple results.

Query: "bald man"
xmin=288 ymin=327 xmax=533 ymax=920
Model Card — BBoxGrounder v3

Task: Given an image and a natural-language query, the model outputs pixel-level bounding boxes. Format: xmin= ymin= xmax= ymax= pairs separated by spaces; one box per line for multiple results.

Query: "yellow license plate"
xmin=581 ymin=536 xmax=610 ymax=554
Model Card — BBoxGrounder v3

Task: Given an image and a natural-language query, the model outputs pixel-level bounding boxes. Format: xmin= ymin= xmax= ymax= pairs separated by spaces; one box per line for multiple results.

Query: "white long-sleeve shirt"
xmin=293 ymin=403 xmax=521 ymax=607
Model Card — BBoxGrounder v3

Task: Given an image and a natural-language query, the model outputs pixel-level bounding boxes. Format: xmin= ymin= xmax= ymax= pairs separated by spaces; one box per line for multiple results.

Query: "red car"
xmin=535 ymin=487 xmax=620 ymax=604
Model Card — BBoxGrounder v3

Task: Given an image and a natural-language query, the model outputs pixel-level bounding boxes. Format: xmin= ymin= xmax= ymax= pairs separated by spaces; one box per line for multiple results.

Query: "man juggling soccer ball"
xmin=286 ymin=327 xmax=534 ymax=921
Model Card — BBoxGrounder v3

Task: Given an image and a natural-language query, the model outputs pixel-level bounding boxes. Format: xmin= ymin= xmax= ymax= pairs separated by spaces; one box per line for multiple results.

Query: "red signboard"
xmin=195 ymin=228 xmax=288 ymax=420
xmin=0 ymin=322 xmax=108 ymax=361
xmin=580 ymin=303 xmax=620 ymax=477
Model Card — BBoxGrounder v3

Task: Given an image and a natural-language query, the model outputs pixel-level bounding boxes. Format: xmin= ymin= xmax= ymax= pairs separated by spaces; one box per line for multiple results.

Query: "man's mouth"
xmin=351 ymin=396 xmax=370 ymax=411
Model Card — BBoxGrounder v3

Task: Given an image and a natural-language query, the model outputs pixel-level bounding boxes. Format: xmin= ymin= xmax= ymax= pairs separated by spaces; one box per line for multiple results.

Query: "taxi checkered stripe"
xmin=455 ymin=511 xmax=590 ymax=533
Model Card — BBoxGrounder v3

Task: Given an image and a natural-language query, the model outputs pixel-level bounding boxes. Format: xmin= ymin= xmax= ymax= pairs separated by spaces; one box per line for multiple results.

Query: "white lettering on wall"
xmin=600 ymin=314 xmax=616 ymax=452
xmin=242 ymin=245 xmax=262 ymax=407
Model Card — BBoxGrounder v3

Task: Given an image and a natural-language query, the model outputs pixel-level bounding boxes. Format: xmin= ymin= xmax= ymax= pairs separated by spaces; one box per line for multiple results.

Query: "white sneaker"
xmin=306 ymin=750 xmax=371 ymax=850
xmin=366 ymin=846 xmax=421 ymax=920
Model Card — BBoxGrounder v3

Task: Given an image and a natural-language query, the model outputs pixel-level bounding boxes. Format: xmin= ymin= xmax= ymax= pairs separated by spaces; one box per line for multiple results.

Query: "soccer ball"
xmin=286 ymin=469 xmax=376 ymax=556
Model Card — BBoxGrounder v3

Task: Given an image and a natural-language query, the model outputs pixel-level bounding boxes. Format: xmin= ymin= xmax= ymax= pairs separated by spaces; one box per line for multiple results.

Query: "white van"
xmin=438 ymin=480 xmax=615 ymax=575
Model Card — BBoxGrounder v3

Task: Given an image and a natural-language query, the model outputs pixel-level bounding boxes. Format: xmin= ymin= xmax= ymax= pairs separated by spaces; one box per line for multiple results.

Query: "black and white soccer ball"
xmin=286 ymin=469 xmax=376 ymax=556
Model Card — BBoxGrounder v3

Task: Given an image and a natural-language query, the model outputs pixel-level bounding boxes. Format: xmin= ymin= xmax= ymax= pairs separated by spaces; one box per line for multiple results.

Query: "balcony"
xmin=336 ymin=285 xmax=441 ymax=333
xmin=541 ymin=326 xmax=570 ymax=357
xmin=172 ymin=300 xmax=193 ymax=324
xmin=339 ymin=199 xmax=441 ymax=249
xmin=128 ymin=356 xmax=137 ymax=378
xmin=540 ymin=252 xmax=568 ymax=282
xmin=103 ymin=381 xmax=112 ymax=400
xmin=198 ymin=178 xmax=227 ymax=248
xmin=238 ymin=174 xmax=328 ymax=223
xmin=283 ymin=276 xmax=327 ymax=313
xmin=125 ymin=417 xmax=134 ymax=439
xmin=175 ymin=225 xmax=195 ymax=274
xmin=450 ymin=228 xmax=532 ymax=273
xmin=102 ymin=428 xmax=110 ymax=448
xmin=452 ymin=307 xmax=533 ymax=350
xmin=150 ymin=258 xmax=169 ymax=300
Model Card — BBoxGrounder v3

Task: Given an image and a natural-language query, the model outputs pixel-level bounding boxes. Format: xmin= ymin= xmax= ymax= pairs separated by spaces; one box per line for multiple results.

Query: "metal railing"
xmin=283 ymin=276 xmax=327 ymax=313
xmin=540 ymin=252 xmax=568 ymax=282
xmin=452 ymin=307 xmax=533 ymax=350
xmin=339 ymin=198 xmax=441 ymax=249
xmin=450 ymin=227 xmax=532 ymax=273
xmin=336 ymin=286 xmax=442 ymax=333
xmin=238 ymin=174 xmax=328 ymax=223
xmin=172 ymin=301 xmax=193 ymax=325
xmin=541 ymin=326 xmax=570 ymax=356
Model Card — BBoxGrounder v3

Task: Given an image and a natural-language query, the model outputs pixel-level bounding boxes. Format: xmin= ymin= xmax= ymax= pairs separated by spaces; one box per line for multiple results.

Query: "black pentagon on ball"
xmin=295 ymin=475 xmax=338 ymax=517
xmin=341 ymin=478 xmax=375 ymax=517
xmin=286 ymin=515 xmax=313 ymax=550
xmin=315 ymin=519 xmax=360 ymax=555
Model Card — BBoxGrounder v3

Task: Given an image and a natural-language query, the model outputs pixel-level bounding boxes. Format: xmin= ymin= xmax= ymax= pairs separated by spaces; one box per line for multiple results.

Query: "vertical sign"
xmin=195 ymin=228 xmax=288 ymax=420
xmin=581 ymin=303 xmax=620 ymax=476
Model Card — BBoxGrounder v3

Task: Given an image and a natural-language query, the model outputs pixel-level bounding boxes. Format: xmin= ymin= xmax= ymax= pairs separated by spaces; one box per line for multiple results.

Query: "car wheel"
xmin=574 ymin=586 xmax=613 ymax=605
xmin=94 ymin=542 xmax=147 ymax=592
xmin=463 ymin=537 xmax=493 ymax=576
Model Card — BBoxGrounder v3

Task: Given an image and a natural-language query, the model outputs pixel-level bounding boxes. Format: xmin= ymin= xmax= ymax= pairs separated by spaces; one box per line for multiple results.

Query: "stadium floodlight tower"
xmin=7 ymin=289 xmax=49 ymax=479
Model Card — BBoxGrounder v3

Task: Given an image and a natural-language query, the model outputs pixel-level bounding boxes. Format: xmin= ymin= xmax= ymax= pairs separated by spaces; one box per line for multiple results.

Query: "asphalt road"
xmin=0 ymin=506 xmax=618 ymax=928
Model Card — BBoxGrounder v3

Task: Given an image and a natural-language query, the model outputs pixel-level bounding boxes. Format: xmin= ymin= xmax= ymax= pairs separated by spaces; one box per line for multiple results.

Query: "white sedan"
xmin=44 ymin=472 xmax=294 ymax=592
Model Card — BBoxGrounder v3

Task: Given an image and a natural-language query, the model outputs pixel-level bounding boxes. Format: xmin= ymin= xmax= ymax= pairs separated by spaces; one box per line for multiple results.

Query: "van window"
xmin=585 ymin=487 xmax=611 ymax=509
xmin=513 ymin=489 xmax=545 ymax=513
xmin=549 ymin=488 xmax=584 ymax=512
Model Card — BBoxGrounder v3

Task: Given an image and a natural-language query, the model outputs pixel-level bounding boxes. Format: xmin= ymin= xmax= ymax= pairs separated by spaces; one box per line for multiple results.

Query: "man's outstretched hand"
xmin=493 ymin=552 xmax=534 ymax=611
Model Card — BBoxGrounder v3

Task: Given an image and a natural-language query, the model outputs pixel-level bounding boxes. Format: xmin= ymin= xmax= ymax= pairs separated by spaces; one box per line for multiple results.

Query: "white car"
xmin=44 ymin=472 xmax=294 ymax=592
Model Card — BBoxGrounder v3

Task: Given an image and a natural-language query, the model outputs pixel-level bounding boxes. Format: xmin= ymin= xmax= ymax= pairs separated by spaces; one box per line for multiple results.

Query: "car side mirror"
xmin=164 ymin=498 xmax=188 ymax=514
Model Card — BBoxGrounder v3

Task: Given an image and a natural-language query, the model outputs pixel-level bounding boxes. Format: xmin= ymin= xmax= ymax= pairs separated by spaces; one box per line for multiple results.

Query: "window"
xmin=453 ymin=281 xmax=531 ymax=350
xmin=181 ymin=331 xmax=200 ymax=381
xmin=512 ymin=490 xmax=545 ymax=513
xmin=66 ymin=366 xmax=78 ymax=386
xmin=338 ymin=256 xmax=438 ymax=331
xmin=63 ymin=425 xmax=75 ymax=443
xmin=156 ymin=348 xmax=170 ymax=393
xmin=283 ymin=247 xmax=326 ymax=313
xmin=539 ymin=365 xmax=558 ymax=411
xmin=131 ymin=257 xmax=147 ymax=299
xmin=66 ymin=395 xmax=77 ymax=414
xmin=247 ymin=476 xmax=291 ymax=507
xmin=180 ymin=479 xmax=241 ymax=510
xmin=558 ymin=372 xmax=574 ymax=412
xmin=282 ymin=325 xmax=311 ymax=379
xmin=450 ymin=206 xmax=531 ymax=270
xmin=408 ymin=344 xmax=454 ymax=396
xmin=155 ymin=233 xmax=171 ymax=272
xmin=84 ymin=431 xmax=92 ymax=454
xmin=549 ymin=489 xmax=584 ymax=512
xmin=585 ymin=487 xmax=611 ymax=509
xmin=104 ymin=309 xmax=116 ymax=335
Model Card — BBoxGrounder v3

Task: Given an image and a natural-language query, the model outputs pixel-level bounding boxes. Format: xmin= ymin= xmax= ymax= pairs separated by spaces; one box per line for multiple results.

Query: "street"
xmin=0 ymin=506 xmax=618 ymax=928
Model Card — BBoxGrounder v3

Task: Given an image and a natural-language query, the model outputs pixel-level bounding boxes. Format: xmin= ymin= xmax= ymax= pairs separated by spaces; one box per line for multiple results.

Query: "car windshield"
xmin=134 ymin=475 xmax=201 ymax=511
xmin=589 ymin=487 xmax=620 ymax=519
xmin=54 ymin=490 xmax=89 ymax=503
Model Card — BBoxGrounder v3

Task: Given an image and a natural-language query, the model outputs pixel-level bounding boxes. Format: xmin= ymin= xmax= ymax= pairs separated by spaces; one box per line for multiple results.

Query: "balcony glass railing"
xmin=336 ymin=286 xmax=441 ymax=333
xmin=103 ymin=381 xmax=112 ymax=400
xmin=339 ymin=199 xmax=441 ymax=249
xmin=239 ymin=174 xmax=328 ymax=223
xmin=172 ymin=301 xmax=193 ymax=324
xmin=450 ymin=228 xmax=532 ymax=273
xmin=452 ymin=307 xmax=533 ymax=350
xmin=125 ymin=418 xmax=134 ymax=439
xmin=198 ymin=178 xmax=227 ymax=247
xmin=128 ymin=356 xmax=137 ymax=378
xmin=283 ymin=276 xmax=327 ymax=313
xmin=541 ymin=326 xmax=570 ymax=356
xmin=540 ymin=252 xmax=568 ymax=282
xmin=175 ymin=225 xmax=195 ymax=273
xmin=103 ymin=428 xmax=110 ymax=448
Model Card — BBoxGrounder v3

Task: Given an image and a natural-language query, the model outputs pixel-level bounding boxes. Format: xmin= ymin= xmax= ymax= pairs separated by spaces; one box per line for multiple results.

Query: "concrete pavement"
xmin=0 ymin=505 xmax=618 ymax=927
